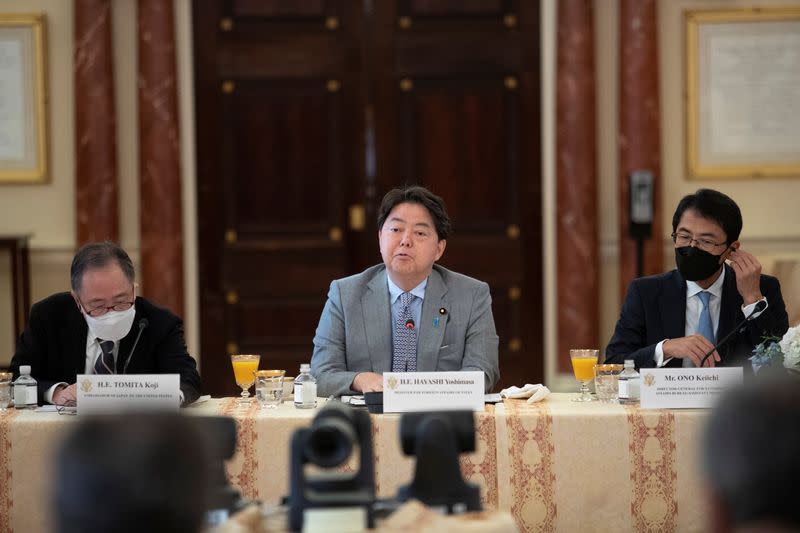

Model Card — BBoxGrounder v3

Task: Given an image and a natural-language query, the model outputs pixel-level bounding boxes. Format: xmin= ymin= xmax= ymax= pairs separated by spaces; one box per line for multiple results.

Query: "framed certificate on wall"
xmin=686 ymin=7 xmax=800 ymax=179
xmin=0 ymin=14 xmax=47 ymax=184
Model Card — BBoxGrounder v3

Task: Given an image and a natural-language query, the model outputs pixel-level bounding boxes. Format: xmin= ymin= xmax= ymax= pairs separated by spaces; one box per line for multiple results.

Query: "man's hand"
xmin=352 ymin=372 xmax=383 ymax=393
xmin=53 ymin=384 xmax=77 ymax=405
xmin=728 ymin=248 xmax=763 ymax=305
xmin=663 ymin=335 xmax=719 ymax=367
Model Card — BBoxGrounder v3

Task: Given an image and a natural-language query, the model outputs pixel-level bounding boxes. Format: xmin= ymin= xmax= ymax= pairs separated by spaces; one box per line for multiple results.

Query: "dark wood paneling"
xmin=195 ymin=0 xmax=363 ymax=395
xmin=371 ymin=0 xmax=542 ymax=388
xmin=231 ymin=0 xmax=326 ymax=18
xmin=222 ymin=81 xmax=344 ymax=231
xmin=402 ymin=0 xmax=507 ymax=17
xmin=195 ymin=0 xmax=541 ymax=395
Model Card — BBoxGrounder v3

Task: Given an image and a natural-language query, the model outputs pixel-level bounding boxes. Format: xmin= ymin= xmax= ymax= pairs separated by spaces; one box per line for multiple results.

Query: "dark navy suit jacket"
xmin=606 ymin=265 xmax=789 ymax=369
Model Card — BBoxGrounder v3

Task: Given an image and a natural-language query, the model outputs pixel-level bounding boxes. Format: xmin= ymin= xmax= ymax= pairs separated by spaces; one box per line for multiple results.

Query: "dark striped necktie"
xmin=392 ymin=292 xmax=417 ymax=372
xmin=94 ymin=339 xmax=116 ymax=374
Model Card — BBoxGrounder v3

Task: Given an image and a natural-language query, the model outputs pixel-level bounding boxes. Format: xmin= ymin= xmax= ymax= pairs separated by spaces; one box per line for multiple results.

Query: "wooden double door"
xmin=193 ymin=0 xmax=542 ymax=396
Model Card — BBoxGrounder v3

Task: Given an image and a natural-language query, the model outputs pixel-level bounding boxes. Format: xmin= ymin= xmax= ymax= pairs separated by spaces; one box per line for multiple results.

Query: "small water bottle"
xmin=293 ymin=364 xmax=317 ymax=409
xmin=618 ymin=359 xmax=640 ymax=405
xmin=13 ymin=365 xmax=38 ymax=409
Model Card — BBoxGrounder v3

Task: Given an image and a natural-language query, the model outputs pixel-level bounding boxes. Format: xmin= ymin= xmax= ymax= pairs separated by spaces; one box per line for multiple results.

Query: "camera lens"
xmin=305 ymin=418 xmax=355 ymax=468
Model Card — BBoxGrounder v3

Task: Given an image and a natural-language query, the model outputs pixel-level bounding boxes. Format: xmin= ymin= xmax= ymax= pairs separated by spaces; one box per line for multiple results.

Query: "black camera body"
xmin=397 ymin=410 xmax=481 ymax=514
xmin=287 ymin=402 xmax=375 ymax=531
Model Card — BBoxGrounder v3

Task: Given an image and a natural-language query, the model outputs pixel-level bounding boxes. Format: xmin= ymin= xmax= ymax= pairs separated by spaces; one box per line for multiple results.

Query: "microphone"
xmin=405 ymin=319 xmax=415 ymax=330
xmin=698 ymin=299 xmax=767 ymax=367
xmin=123 ymin=318 xmax=149 ymax=374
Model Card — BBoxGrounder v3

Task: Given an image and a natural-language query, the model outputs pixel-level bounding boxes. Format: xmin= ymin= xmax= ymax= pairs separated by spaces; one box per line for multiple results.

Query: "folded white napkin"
xmin=500 ymin=383 xmax=550 ymax=403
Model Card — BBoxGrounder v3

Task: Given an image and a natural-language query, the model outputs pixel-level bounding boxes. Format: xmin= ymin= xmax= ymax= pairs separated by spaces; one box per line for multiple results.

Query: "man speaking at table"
xmin=606 ymin=188 xmax=788 ymax=369
xmin=311 ymin=185 xmax=499 ymax=397
xmin=10 ymin=241 xmax=202 ymax=405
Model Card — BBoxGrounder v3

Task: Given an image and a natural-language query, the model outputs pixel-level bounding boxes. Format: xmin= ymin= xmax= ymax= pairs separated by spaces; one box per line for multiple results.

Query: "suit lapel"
xmin=662 ymin=270 xmax=687 ymax=341
xmin=363 ymin=269 xmax=392 ymax=372
xmin=717 ymin=265 xmax=742 ymax=359
xmin=416 ymin=269 xmax=448 ymax=372
xmin=116 ymin=307 xmax=141 ymax=373
xmin=65 ymin=301 xmax=89 ymax=376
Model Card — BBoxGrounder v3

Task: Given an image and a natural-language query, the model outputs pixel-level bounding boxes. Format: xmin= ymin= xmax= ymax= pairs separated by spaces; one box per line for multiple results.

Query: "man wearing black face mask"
xmin=606 ymin=189 xmax=788 ymax=369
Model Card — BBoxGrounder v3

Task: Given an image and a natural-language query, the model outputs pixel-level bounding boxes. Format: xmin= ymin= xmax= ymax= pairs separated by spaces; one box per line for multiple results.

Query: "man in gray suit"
xmin=311 ymin=186 xmax=500 ymax=397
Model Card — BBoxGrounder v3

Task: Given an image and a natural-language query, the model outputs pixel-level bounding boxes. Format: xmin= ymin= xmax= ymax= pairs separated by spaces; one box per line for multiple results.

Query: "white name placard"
xmin=77 ymin=374 xmax=180 ymax=415
xmin=639 ymin=368 xmax=743 ymax=409
xmin=383 ymin=371 xmax=484 ymax=413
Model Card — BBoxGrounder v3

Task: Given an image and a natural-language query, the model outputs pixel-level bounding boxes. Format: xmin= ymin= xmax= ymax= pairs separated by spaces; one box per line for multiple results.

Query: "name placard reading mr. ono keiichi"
xmin=77 ymin=374 xmax=180 ymax=414
xmin=383 ymin=371 xmax=485 ymax=413
xmin=639 ymin=367 xmax=743 ymax=409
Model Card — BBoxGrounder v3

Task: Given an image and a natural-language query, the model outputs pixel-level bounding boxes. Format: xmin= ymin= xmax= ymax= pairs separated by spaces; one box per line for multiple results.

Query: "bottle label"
xmin=26 ymin=386 xmax=36 ymax=404
xmin=14 ymin=385 xmax=36 ymax=406
xmin=618 ymin=381 xmax=629 ymax=399
xmin=302 ymin=382 xmax=316 ymax=404
xmin=294 ymin=382 xmax=317 ymax=405
xmin=628 ymin=379 xmax=640 ymax=399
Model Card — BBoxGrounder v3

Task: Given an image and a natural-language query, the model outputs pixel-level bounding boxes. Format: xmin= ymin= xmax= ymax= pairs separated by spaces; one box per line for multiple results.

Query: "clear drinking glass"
xmin=256 ymin=369 xmax=286 ymax=409
xmin=570 ymin=349 xmax=599 ymax=402
xmin=0 ymin=372 xmax=12 ymax=410
xmin=594 ymin=364 xmax=623 ymax=402
xmin=231 ymin=354 xmax=260 ymax=404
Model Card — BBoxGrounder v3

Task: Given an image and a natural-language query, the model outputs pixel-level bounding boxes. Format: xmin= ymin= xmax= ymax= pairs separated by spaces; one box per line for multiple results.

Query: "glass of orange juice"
xmin=231 ymin=354 xmax=260 ymax=404
xmin=570 ymin=349 xmax=599 ymax=402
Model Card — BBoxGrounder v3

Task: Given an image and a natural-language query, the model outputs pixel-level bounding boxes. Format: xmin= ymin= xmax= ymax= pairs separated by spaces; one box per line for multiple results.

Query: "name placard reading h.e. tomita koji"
xmin=76 ymin=374 xmax=180 ymax=414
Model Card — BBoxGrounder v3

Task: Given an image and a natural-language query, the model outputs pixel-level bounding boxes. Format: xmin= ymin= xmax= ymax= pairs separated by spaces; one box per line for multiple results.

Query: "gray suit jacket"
xmin=310 ymin=264 xmax=500 ymax=397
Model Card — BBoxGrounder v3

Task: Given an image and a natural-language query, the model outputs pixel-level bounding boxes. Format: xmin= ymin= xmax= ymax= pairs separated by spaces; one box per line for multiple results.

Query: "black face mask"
xmin=675 ymin=246 xmax=727 ymax=281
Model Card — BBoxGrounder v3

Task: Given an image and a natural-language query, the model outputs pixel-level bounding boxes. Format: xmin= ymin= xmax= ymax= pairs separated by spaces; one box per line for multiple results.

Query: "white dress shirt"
xmin=45 ymin=334 xmax=117 ymax=403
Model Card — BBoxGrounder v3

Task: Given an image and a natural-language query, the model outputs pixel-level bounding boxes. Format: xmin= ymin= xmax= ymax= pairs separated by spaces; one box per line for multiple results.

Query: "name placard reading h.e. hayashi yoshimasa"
xmin=382 ymin=371 xmax=485 ymax=413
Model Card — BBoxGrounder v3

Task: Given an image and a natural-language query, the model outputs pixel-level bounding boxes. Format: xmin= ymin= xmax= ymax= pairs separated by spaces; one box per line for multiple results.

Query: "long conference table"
xmin=0 ymin=394 xmax=711 ymax=532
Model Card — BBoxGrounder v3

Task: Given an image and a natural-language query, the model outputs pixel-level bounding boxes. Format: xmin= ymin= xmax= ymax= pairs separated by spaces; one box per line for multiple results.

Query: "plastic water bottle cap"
xmin=19 ymin=365 xmax=31 ymax=374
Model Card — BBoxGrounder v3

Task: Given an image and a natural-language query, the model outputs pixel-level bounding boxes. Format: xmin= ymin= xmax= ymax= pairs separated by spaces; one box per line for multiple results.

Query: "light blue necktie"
xmin=685 ymin=291 xmax=714 ymax=368
xmin=697 ymin=291 xmax=714 ymax=343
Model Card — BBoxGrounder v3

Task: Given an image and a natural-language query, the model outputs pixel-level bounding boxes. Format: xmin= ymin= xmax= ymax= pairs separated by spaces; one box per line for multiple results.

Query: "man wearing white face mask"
xmin=10 ymin=241 xmax=202 ymax=405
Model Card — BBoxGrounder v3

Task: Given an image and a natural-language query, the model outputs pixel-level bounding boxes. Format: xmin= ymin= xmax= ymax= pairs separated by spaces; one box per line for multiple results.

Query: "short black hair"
xmin=672 ymin=189 xmax=742 ymax=243
xmin=54 ymin=413 xmax=212 ymax=533
xmin=70 ymin=241 xmax=135 ymax=292
xmin=703 ymin=375 xmax=800 ymax=528
xmin=376 ymin=185 xmax=452 ymax=240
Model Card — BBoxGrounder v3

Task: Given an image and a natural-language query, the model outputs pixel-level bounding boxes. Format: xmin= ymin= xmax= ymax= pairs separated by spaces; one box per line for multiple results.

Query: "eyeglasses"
xmin=80 ymin=300 xmax=134 ymax=317
xmin=671 ymin=232 xmax=727 ymax=252
xmin=77 ymin=287 xmax=136 ymax=317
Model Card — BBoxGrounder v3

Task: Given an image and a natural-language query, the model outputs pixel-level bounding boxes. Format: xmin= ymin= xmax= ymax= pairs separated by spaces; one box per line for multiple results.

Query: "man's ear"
xmin=720 ymin=241 xmax=739 ymax=263
xmin=434 ymin=239 xmax=446 ymax=261
xmin=70 ymin=291 xmax=81 ymax=309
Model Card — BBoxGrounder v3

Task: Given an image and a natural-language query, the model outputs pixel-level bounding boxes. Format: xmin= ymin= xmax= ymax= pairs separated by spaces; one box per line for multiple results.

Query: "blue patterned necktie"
xmin=392 ymin=292 xmax=418 ymax=372
xmin=685 ymin=291 xmax=714 ymax=368
xmin=94 ymin=339 xmax=116 ymax=374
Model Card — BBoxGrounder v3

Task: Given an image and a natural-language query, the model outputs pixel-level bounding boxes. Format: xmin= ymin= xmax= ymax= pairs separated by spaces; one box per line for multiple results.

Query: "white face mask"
xmin=83 ymin=305 xmax=136 ymax=342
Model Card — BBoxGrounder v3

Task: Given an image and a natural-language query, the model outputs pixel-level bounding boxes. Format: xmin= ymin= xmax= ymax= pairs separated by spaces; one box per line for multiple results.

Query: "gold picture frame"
xmin=0 ymin=14 xmax=47 ymax=183
xmin=686 ymin=7 xmax=800 ymax=179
